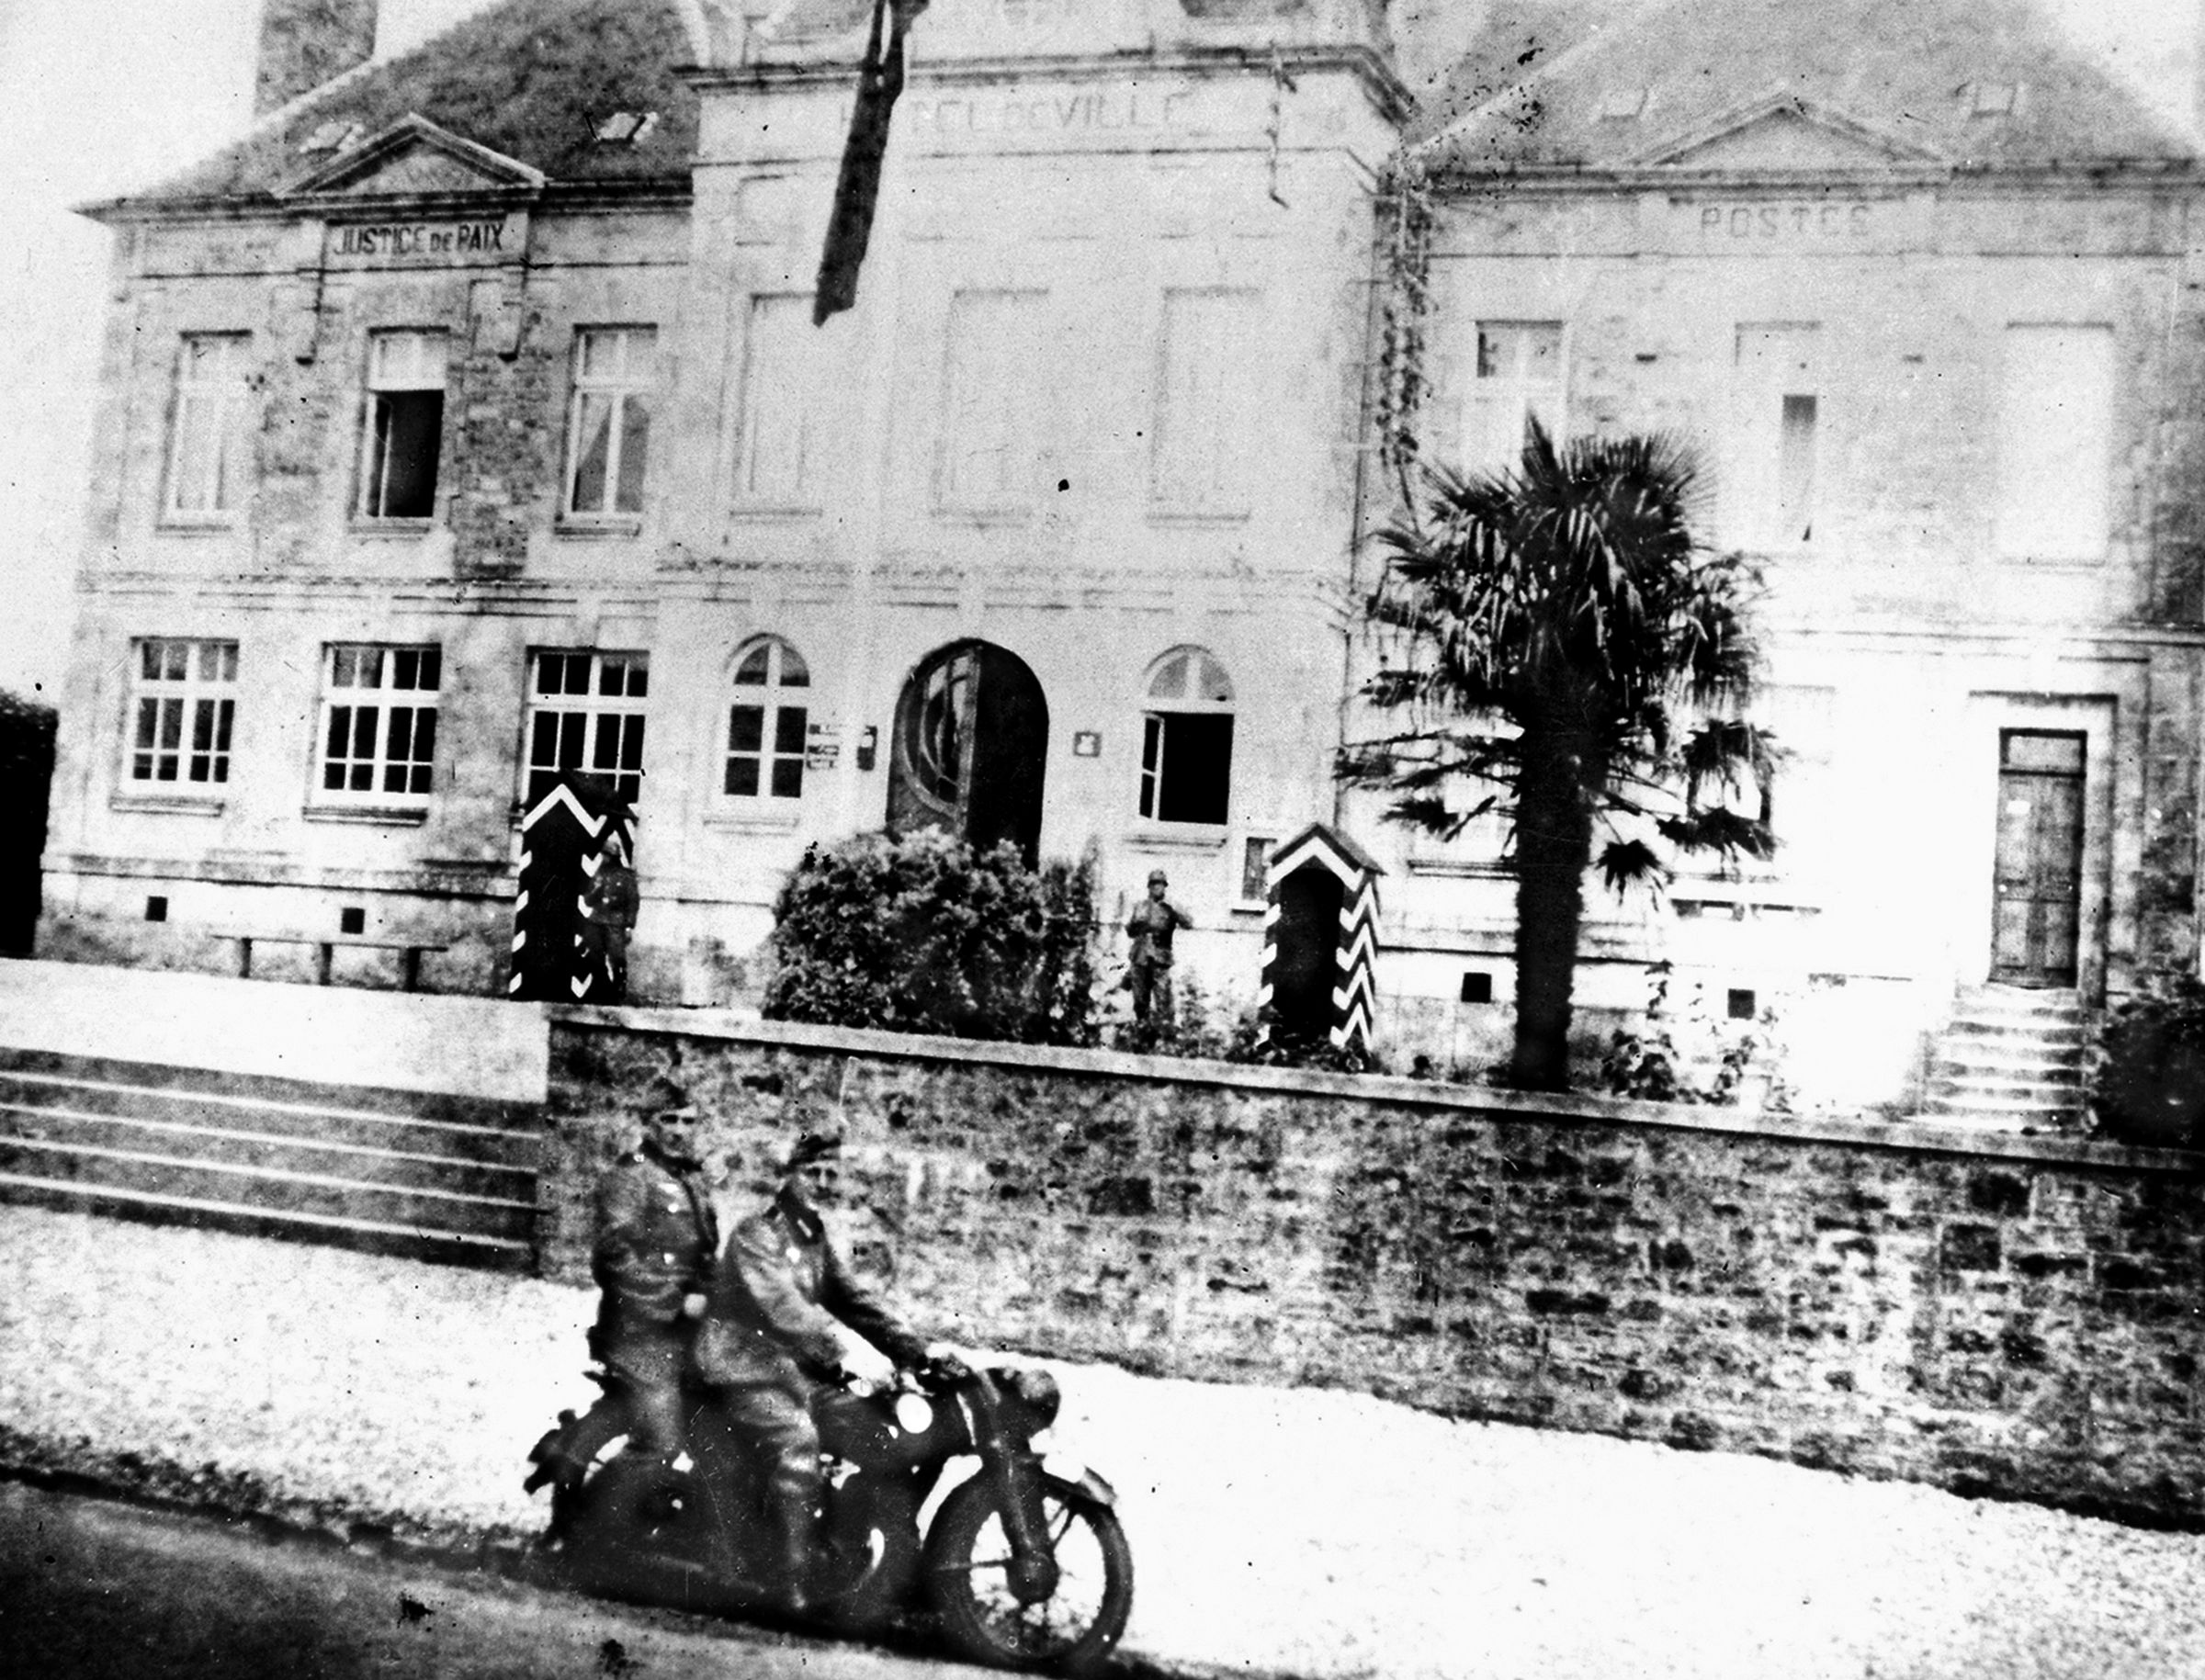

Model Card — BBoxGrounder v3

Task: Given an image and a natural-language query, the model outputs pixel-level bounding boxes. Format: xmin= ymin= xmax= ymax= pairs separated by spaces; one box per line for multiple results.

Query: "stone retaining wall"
xmin=546 ymin=1008 xmax=2205 ymax=1528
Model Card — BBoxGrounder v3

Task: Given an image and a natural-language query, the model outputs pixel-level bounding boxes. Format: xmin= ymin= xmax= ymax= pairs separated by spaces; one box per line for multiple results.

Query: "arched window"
xmin=726 ymin=637 xmax=810 ymax=800
xmin=1139 ymin=646 xmax=1234 ymax=825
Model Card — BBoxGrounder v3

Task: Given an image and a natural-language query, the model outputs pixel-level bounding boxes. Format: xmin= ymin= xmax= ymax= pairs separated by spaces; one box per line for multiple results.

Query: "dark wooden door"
xmin=1990 ymin=730 xmax=2086 ymax=987
xmin=888 ymin=641 xmax=1048 ymax=866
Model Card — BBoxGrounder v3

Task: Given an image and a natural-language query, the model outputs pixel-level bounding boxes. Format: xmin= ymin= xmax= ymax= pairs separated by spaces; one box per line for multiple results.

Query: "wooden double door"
xmin=1990 ymin=729 xmax=2086 ymax=987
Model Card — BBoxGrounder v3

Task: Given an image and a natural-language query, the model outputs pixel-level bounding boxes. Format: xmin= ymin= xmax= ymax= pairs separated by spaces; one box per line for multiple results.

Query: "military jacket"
xmin=695 ymin=1198 xmax=927 ymax=1389
xmin=592 ymin=1144 xmax=718 ymax=1328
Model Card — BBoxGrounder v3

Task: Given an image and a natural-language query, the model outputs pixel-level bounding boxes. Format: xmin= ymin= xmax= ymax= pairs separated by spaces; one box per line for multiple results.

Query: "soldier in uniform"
xmin=695 ymin=1128 xmax=948 ymax=1613
xmin=576 ymin=828 xmax=639 ymax=1004
xmin=1125 ymin=868 xmax=1193 ymax=1027
xmin=590 ymin=1076 xmax=719 ymax=1457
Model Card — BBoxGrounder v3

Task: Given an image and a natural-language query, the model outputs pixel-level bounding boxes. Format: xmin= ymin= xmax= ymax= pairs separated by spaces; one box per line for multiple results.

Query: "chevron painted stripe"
xmin=1332 ymin=997 xmax=1374 ymax=1049
xmin=1270 ymin=840 xmax=1363 ymax=891
xmin=519 ymin=783 xmax=606 ymax=837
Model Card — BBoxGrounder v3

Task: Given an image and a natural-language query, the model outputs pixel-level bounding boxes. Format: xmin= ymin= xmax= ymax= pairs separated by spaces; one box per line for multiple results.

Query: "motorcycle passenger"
xmin=695 ymin=1127 xmax=933 ymax=1614
xmin=590 ymin=1077 xmax=719 ymax=1458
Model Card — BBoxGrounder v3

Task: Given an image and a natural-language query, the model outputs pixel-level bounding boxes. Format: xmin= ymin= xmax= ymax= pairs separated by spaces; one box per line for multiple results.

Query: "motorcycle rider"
xmin=590 ymin=1076 xmax=719 ymax=1458
xmin=695 ymin=1126 xmax=946 ymax=1614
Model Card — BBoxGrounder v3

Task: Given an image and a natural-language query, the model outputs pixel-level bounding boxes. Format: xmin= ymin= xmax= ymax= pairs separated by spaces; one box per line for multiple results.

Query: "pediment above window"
xmin=280 ymin=115 xmax=546 ymax=201
xmin=1638 ymin=95 xmax=1947 ymax=172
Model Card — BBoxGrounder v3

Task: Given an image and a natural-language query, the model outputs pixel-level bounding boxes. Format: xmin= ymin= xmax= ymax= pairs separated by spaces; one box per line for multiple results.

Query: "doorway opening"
xmin=887 ymin=640 xmax=1048 ymax=866
xmin=1990 ymin=729 xmax=2086 ymax=987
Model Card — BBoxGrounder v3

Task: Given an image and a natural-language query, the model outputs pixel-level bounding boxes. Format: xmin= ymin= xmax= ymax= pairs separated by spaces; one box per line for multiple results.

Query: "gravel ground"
xmin=3 ymin=1202 xmax=2203 ymax=1680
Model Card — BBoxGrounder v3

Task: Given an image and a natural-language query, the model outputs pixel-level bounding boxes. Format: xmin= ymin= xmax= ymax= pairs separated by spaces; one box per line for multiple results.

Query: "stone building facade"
xmin=37 ymin=0 xmax=2205 ymax=1111
xmin=1354 ymin=0 xmax=2205 ymax=1109
xmin=42 ymin=0 xmax=1403 ymax=1002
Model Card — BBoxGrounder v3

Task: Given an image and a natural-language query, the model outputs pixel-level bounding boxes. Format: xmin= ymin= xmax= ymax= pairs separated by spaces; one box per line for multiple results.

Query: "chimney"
xmin=254 ymin=0 xmax=379 ymax=115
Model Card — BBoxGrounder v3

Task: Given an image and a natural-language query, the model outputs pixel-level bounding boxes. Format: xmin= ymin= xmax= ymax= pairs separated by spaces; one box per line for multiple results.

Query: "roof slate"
xmin=1415 ymin=0 xmax=2194 ymax=171
xmin=128 ymin=0 xmax=700 ymax=207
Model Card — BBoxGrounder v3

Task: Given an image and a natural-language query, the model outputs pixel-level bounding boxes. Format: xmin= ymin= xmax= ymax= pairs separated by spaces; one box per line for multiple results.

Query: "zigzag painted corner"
xmin=509 ymin=775 xmax=634 ymax=1005
xmin=1255 ymin=821 xmax=1384 ymax=1055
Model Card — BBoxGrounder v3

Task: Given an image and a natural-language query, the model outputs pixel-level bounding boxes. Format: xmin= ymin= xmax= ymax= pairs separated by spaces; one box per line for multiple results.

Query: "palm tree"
xmin=1341 ymin=421 xmax=1774 ymax=1091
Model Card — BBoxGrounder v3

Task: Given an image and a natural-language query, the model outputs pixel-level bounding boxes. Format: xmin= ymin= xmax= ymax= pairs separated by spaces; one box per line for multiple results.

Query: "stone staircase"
xmin=1921 ymin=985 xmax=2090 ymax=1133
xmin=0 ymin=1046 xmax=542 ymax=1268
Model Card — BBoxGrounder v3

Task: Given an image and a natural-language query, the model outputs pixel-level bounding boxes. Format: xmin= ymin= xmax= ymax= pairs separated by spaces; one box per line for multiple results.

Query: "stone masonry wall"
xmin=546 ymin=1010 xmax=2205 ymax=1528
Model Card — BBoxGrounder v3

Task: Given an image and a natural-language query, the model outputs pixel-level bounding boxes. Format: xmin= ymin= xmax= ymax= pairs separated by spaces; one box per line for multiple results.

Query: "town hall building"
xmin=36 ymin=0 xmax=2205 ymax=1114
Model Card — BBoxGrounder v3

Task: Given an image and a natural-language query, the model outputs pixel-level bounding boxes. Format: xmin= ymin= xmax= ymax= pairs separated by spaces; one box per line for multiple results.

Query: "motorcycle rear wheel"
xmin=923 ymin=1473 xmax=1134 ymax=1675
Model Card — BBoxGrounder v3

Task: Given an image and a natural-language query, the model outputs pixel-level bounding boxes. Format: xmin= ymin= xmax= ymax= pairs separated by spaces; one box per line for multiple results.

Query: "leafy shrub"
xmin=1593 ymin=961 xmax=1782 ymax=1107
xmin=0 ymin=691 xmax=57 ymax=956
xmin=1114 ymin=975 xmax=1387 ymax=1074
xmin=2089 ymin=970 xmax=2205 ymax=1149
xmin=763 ymin=829 xmax=1099 ymax=1045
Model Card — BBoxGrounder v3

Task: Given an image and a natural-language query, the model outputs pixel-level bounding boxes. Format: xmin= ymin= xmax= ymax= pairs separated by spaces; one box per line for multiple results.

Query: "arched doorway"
xmin=887 ymin=640 xmax=1048 ymax=865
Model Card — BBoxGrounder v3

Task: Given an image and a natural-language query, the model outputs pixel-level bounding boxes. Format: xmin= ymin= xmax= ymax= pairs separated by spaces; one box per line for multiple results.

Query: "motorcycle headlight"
xmin=1005 ymin=1367 xmax=1061 ymax=1431
xmin=894 ymin=1392 xmax=934 ymax=1434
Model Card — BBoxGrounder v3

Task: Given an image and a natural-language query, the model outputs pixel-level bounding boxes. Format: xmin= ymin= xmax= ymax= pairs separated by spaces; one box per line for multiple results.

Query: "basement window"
xmin=1597 ymin=86 xmax=1647 ymax=121
xmin=1969 ymin=81 xmax=2020 ymax=117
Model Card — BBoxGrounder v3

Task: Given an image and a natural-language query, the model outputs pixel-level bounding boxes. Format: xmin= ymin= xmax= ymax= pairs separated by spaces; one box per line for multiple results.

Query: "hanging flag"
xmin=813 ymin=0 xmax=929 ymax=325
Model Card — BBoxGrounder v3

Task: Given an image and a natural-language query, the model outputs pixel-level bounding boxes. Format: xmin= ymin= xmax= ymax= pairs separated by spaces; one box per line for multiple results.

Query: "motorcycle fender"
xmin=1046 ymin=1460 xmax=1118 ymax=1509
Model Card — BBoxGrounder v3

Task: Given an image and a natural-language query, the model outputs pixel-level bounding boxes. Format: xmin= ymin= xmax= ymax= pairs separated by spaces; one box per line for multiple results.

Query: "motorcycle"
xmin=525 ymin=1357 xmax=1134 ymax=1674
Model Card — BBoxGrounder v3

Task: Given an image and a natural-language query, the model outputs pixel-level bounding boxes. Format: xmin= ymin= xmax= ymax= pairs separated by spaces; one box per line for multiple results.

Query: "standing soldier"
xmin=576 ymin=828 xmax=639 ymax=1004
xmin=1124 ymin=868 xmax=1193 ymax=1029
xmin=591 ymin=1076 xmax=719 ymax=1458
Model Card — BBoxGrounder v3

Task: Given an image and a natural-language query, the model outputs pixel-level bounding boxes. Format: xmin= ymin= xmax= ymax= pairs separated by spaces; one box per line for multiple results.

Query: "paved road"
xmin=0 ymin=1479 xmax=968 ymax=1680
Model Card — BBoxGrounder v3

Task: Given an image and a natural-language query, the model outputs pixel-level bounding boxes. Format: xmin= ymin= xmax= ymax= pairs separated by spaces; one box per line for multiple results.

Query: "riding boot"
xmin=768 ymin=1490 xmax=820 ymax=1616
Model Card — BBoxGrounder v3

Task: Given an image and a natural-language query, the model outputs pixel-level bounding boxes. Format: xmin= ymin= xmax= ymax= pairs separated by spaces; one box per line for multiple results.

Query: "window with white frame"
xmin=128 ymin=638 xmax=237 ymax=787
xmin=940 ymin=288 xmax=1051 ymax=510
xmin=164 ymin=334 xmax=254 ymax=521
xmin=357 ymin=330 xmax=447 ymax=520
xmin=1151 ymin=288 xmax=1259 ymax=513
xmin=316 ymin=645 xmax=440 ymax=803
xmin=725 ymin=637 xmax=809 ymax=802
xmin=1733 ymin=325 xmax=1821 ymax=547
xmin=1999 ymin=323 xmax=2115 ymax=560
xmin=735 ymin=296 xmax=831 ymax=508
xmin=524 ymin=650 xmax=649 ymax=806
xmin=563 ymin=326 xmax=657 ymax=519
xmin=1138 ymin=647 xmax=1234 ymax=826
xmin=1461 ymin=321 xmax=1565 ymax=470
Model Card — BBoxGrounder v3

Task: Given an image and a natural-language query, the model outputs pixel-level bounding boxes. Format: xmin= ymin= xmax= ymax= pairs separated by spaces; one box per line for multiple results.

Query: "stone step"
xmin=0 ymin=1099 xmax=536 ymax=1201
xmin=0 ymin=1046 xmax=543 ymax=1268
xmin=1945 ymin=1015 xmax=2089 ymax=1045
xmin=0 ymin=1133 xmax=538 ymax=1243
xmin=1924 ymin=1092 xmax=2085 ymax=1125
xmin=0 ymin=1171 xmax=533 ymax=1269
xmin=1933 ymin=1043 xmax=2084 ymax=1076
xmin=1931 ymin=1058 xmax=2081 ymax=1084
xmin=0 ymin=1046 xmax=542 ymax=1135
xmin=0 ymin=1066 xmax=539 ymax=1169
xmin=1927 ymin=1087 xmax=2085 ymax=1119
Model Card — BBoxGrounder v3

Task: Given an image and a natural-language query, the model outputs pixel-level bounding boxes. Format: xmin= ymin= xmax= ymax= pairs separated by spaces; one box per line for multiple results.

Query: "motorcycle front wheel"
xmin=923 ymin=1472 xmax=1134 ymax=1675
